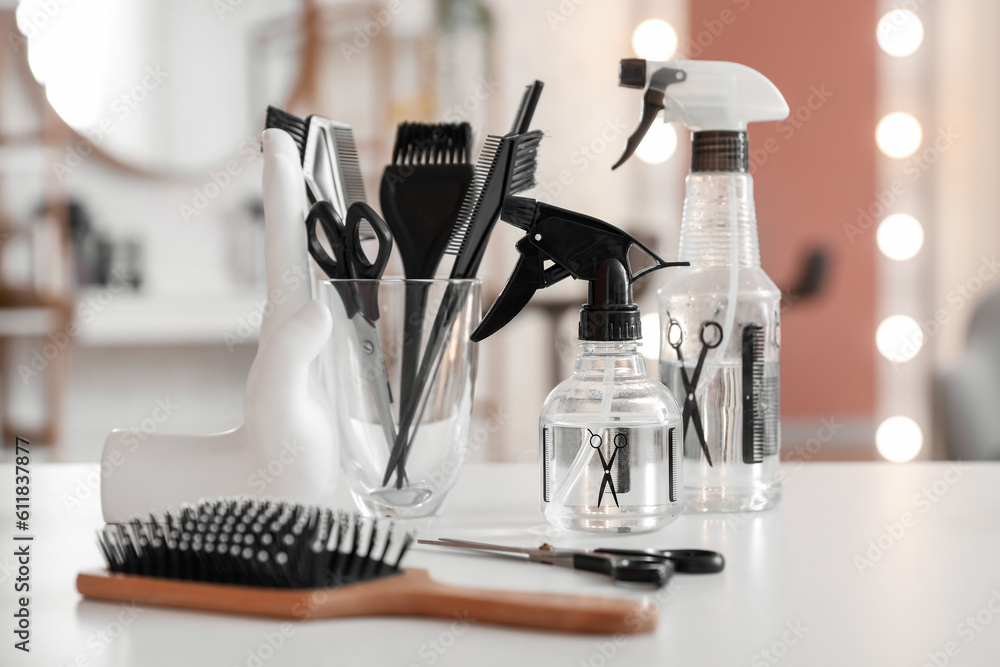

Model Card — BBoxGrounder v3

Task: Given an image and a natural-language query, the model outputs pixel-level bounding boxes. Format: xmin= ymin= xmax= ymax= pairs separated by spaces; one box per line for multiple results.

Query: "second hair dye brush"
xmin=380 ymin=81 xmax=545 ymax=488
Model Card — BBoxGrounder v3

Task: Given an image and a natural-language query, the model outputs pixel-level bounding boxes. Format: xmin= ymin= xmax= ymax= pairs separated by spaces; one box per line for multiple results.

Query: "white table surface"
xmin=2 ymin=462 xmax=999 ymax=666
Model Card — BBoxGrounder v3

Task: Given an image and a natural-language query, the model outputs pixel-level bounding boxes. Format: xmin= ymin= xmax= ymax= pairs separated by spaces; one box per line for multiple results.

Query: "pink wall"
xmin=689 ymin=0 xmax=878 ymax=420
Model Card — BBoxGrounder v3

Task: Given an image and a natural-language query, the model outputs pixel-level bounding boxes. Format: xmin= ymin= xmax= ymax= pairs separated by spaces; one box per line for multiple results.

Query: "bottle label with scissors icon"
xmin=660 ymin=319 xmax=780 ymax=469
xmin=587 ymin=428 xmax=630 ymax=507
xmin=540 ymin=420 xmax=677 ymax=514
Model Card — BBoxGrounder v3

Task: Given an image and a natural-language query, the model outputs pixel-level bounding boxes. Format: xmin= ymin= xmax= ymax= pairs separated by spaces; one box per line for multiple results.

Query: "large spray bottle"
xmin=613 ymin=59 xmax=789 ymax=512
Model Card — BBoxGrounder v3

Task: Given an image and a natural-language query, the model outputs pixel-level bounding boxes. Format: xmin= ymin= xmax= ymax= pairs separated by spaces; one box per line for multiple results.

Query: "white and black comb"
xmin=264 ymin=105 xmax=367 ymax=215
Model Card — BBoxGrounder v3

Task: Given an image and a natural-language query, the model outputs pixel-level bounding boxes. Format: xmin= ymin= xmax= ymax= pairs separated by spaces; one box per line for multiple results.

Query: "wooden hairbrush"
xmin=77 ymin=498 xmax=657 ymax=634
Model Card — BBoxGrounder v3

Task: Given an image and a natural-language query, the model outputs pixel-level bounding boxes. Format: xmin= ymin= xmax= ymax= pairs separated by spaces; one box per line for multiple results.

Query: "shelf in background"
xmin=74 ymin=289 xmax=267 ymax=347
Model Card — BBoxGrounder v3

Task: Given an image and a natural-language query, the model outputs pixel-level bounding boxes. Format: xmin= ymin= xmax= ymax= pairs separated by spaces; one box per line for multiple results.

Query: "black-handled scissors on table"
xmin=417 ymin=538 xmax=674 ymax=587
xmin=306 ymin=200 xmax=397 ymax=455
xmin=592 ymin=547 xmax=725 ymax=574
xmin=590 ymin=430 xmax=627 ymax=508
xmin=668 ymin=319 xmax=723 ymax=467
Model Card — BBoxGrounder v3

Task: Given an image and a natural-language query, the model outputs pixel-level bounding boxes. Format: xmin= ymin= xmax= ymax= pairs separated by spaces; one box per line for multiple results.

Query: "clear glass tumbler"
xmin=318 ymin=278 xmax=480 ymax=519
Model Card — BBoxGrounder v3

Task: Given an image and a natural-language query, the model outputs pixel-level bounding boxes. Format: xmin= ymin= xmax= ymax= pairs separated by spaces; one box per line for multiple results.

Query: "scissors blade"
xmin=350 ymin=316 xmax=398 ymax=450
xmin=607 ymin=475 xmax=619 ymax=508
xmin=689 ymin=400 xmax=713 ymax=466
xmin=419 ymin=538 xmax=548 ymax=561
xmin=690 ymin=340 xmax=712 ymax=388
xmin=597 ymin=475 xmax=607 ymax=506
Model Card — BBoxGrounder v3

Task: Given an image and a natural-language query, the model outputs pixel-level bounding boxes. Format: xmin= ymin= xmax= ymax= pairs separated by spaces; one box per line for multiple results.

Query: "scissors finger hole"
xmin=667 ymin=320 xmax=683 ymax=347
xmin=588 ymin=429 xmax=603 ymax=449
xmin=700 ymin=321 xmax=723 ymax=348
xmin=353 ymin=233 xmax=382 ymax=269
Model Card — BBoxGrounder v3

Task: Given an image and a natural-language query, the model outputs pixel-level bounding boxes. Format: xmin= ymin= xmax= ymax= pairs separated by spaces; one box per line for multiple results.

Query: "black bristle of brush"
xmin=445 ymin=130 xmax=542 ymax=278
xmin=96 ymin=498 xmax=414 ymax=590
xmin=391 ymin=122 xmax=472 ymax=166
xmin=264 ymin=106 xmax=308 ymax=159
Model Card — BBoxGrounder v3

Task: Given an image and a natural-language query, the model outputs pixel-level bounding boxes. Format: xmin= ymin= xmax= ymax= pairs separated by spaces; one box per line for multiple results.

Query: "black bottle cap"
xmin=579 ymin=259 xmax=642 ymax=341
xmin=618 ymin=59 xmax=647 ymax=89
xmin=691 ymin=130 xmax=749 ymax=173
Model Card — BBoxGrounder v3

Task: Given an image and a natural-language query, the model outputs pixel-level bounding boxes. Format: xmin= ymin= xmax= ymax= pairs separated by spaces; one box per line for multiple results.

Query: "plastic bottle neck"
xmin=678 ymin=171 xmax=761 ymax=269
xmin=574 ymin=342 xmax=646 ymax=375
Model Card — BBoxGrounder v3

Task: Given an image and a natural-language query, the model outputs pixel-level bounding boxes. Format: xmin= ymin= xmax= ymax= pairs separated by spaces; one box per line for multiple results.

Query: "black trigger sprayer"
xmin=473 ymin=197 xmax=689 ymax=533
xmin=471 ymin=197 xmax=687 ymax=342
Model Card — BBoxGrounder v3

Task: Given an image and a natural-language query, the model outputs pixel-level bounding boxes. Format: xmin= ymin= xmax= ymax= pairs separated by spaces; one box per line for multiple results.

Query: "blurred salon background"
xmin=1 ymin=0 xmax=998 ymax=464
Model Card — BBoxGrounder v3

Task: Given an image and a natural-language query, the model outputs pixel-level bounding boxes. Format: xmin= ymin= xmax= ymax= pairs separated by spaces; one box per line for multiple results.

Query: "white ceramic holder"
xmin=101 ymin=130 xmax=338 ymax=522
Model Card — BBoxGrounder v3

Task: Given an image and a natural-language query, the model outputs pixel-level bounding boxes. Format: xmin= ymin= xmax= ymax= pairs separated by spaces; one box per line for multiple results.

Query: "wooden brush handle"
xmin=366 ymin=569 xmax=657 ymax=634
xmin=77 ymin=568 xmax=658 ymax=634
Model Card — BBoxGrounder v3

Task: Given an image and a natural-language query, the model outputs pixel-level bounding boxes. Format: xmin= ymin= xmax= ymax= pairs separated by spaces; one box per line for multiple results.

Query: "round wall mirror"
xmin=18 ymin=0 xmax=302 ymax=176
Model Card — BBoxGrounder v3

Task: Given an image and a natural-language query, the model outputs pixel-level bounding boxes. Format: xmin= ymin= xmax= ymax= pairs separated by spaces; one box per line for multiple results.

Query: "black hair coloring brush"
xmin=76 ymin=497 xmax=656 ymax=633
xmin=380 ymin=122 xmax=475 ymax=279
xmin=379 ymin=122 xmax=475 ymax=441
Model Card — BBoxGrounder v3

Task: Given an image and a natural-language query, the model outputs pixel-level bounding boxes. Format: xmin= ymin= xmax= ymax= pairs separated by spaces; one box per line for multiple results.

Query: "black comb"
xmin=265 ymin=106 xmax=308 ymax=159
xmin=445 ymin=130 xmax=542 ymax=278
xmin=668 ymin=427 xmax=677 ymax=503
xmin=510 ymin=80 xmax=544 ymax=135
xmin=742 ymin=325 xmax=779 ymax=464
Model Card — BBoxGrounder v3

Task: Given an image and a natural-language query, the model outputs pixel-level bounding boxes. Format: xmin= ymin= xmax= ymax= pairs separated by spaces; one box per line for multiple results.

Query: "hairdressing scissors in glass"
xmin=306 ymin=200 xmax=397 ymax=453
xmin=668 ymin=319 xmax=723 ymax=466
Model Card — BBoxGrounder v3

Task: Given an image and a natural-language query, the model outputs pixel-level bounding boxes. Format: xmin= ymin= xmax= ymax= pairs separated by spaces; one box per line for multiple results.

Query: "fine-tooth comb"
xmin=741 ymin=325 xmax=779 ymax=464
xmin=445 ymin=130 xmax=543 ymax=279
xmin=264 ymin=106 xmax=367 ymax=221
xmin=76 ymin=497 xmax=657 ymax=633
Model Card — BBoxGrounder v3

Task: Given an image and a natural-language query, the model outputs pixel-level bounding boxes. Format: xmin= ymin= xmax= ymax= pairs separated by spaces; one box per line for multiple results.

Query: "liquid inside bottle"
xmin=541 ymin=415 xmax=681 ymax=532
xmin=539 ymin=342 xmax=683 ymax=533
xmin=657 ymin=165 xmax=782 ymax=512
xmin=660 ymin=359 xmax=781 ymax=512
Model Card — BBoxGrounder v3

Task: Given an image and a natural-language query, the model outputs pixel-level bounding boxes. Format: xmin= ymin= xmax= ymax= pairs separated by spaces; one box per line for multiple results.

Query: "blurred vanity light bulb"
xmin=876 ymin=112 xmax=922 ymax=158
xmin=876 ymin=416 xmax=923 ymax=462
xmin=877 ymin=213 xmax=924 ymax=260
xmin=876 ymin=315 xmax=923 ymax=363
xmin=636 ymin=121 xmax=677 ymax=164
xmin=632 ymin=19 xmax=678 ymax=61
xmin=877 ymin=10 xmax=924 ymax=57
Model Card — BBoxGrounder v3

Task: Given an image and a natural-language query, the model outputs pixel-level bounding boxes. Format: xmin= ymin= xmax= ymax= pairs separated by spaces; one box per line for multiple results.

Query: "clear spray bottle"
xmin=470 ymin=197 xmax=688 ymax=532
xmin=613 ymin=59 xmax=789 ymax=512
